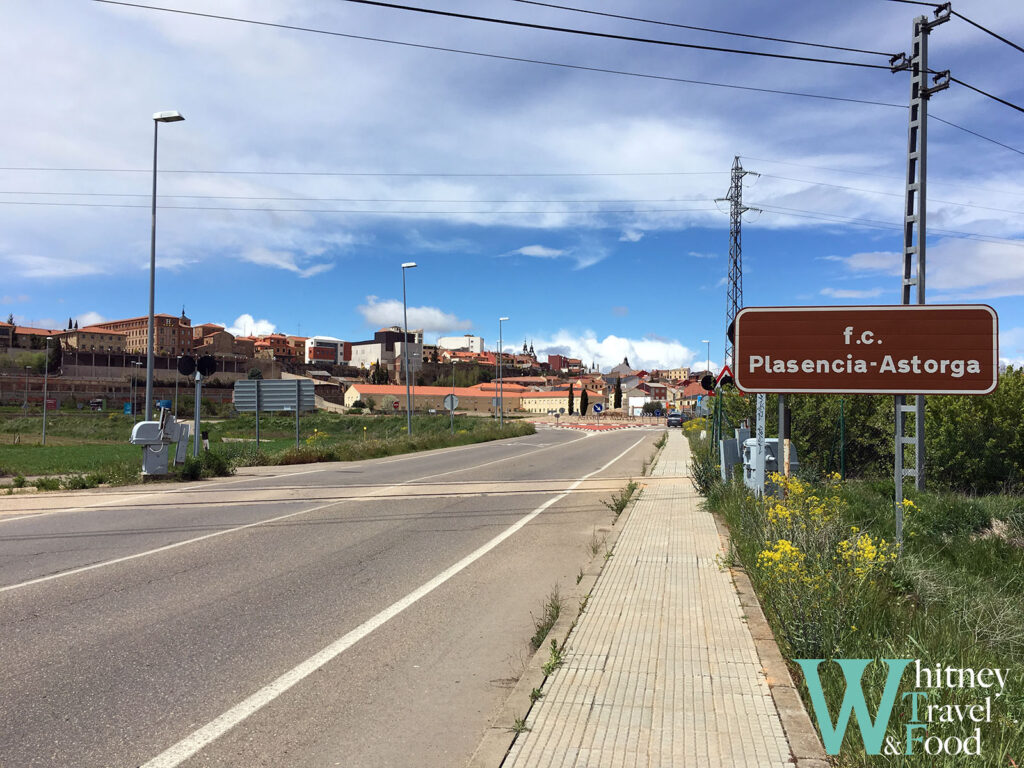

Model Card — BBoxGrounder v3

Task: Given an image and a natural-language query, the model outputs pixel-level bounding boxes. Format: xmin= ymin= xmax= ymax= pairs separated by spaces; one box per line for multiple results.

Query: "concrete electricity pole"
xmin=889 ymin=6 xmax=950 ymax=519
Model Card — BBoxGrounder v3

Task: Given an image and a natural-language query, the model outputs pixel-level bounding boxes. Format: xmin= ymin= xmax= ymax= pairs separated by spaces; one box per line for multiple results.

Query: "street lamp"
xmin=131 ymin=361 xmax=143 ymax=423
xmin=174 ymin=354 xmax=181 ymax=418
xmin=498 ymin=317 xmax=509 ymax=427
xmin=147 ymin=110 xmax=185 ymax=422
xmin=701 ymin=339 xmax=710 ymax=423
xmin=401 ymin=262 xmax=417 ymax=436
xmin=42 ymin=336 xmax=51 ymax=445
xmin=23 ymin=366 xmax=30 ymax=410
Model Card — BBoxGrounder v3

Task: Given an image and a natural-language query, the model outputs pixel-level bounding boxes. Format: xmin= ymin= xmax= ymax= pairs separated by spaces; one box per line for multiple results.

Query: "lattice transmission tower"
xmin=717 ymin=156 xmax=758 ymax=370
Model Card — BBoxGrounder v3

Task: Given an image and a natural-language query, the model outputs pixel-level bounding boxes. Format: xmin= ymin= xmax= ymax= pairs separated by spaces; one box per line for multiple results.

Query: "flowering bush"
xmin=305 ymin=428 xmax=329 ymax=446
xmin=750 ymin=473 xmax=902 ymax=657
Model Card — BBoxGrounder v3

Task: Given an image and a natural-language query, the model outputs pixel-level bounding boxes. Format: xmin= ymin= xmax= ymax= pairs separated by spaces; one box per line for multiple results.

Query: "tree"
xmin=568 ymin=383 xmax=575 ymax=415
xmin=247 ymin=367 xmax=263 ymax=380
xmin=580 ymin=388 xmax=589 ymax=416
xmin=46 ymin=340 xmax=62 ymax=374
xmin=5 ymin=312 xmax=13 ymax=325
xmin=613 ymin=377 xmax=622 ymax=409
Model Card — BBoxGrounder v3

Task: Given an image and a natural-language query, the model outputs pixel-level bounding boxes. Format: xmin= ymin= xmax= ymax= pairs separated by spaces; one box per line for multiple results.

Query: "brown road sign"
xmin=734 ymin=305 xmax=998 ymax=395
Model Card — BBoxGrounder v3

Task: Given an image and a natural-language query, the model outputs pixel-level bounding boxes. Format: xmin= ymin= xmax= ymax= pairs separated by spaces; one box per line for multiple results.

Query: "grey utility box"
xmin=741 ymin=438 xmax=800 ymax=493
xmin=129 ymin=409 xmax=191 ymax=476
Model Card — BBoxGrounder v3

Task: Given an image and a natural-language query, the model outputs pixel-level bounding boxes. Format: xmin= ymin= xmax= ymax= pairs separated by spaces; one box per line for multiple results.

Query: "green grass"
xmin=704 ymin=476 xmax=1024 ymax=767
xmin=0 ymin=443 xmax=139 ymax=476
xmin=0 ymin=412 xmax=535 ymax=482
xmin=529 ymin=586 xmax=563 ymax=652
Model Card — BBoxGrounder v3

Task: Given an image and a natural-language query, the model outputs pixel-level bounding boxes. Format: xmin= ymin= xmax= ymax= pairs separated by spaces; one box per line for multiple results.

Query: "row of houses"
xmin=342 ymin=382 xmax=606 ymax=414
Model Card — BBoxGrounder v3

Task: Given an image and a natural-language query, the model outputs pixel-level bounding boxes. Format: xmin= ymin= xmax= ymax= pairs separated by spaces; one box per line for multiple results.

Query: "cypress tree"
xmin=613 ymin=377 xmax=622 ymax=409
xmin=580 ymin=388 xmax=589 ymax=416
xmin=568 ymin=383 xmax=575 ymax=415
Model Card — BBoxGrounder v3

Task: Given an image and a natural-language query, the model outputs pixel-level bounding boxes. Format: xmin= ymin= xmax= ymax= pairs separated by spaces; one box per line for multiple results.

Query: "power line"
xmin=882 ymin=0 xmax=940 ymax=7
xmin=753 ymin=202 xmax=1024 ymax=247
xmin=950 ymin=9 xmax=1024 ymax=56
xmin=742 ymin=155 xmax=1024 ymax=198
xmin=0 ymin=190 xmax=713 ymax=203
xmin=333 ymin=0 xmax=894 ymax=70
xmin=0 ymin=166 xmax=725 ymax=177
xmin=507 ymin=0 xmax=895 ymax=57
xmin=949 ymin=76 xmax=1024 ymax=116
xmin=931 ymin=115 xmax=1024 ymax=157
xmin=0 ymin=199 xmax=719 ymax=215
xmin=758 ymin=173 xmax=1024 ymax=215
xmin=93 ymin=2 xmax=904 ymax=108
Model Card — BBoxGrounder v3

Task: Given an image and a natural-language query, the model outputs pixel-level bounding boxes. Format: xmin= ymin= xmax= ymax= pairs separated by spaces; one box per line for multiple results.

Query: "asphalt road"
xmin=0 ymin=426 xmax=659 ymax=767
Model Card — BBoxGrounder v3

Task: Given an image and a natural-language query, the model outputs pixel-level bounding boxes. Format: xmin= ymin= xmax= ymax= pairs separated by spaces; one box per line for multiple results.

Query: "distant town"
xmin=0 ymin=312 xmax=712 ymax=416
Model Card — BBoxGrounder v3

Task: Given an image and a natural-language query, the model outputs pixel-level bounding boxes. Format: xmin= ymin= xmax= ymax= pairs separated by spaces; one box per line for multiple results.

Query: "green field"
xmin=0 ymin=411 xmax=535 ymax=483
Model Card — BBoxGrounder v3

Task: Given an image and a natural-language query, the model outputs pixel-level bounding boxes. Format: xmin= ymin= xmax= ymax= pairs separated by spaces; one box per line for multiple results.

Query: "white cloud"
xmin=75 ymin=311 xmax=107 ymax=327
xmin=533 ymin=329 xmax=710 ymax=372
xmin=357 ymin=295 xmax=472 ymax=334
xmin=2 ymin=254 xmax=105 ymax=279
xmin=611 ymin=306 xmax=629 ymax=317
xmin=827 ymin=240 xmax=1024 ymax=300
xmin=238 ymin=247 xmax=334 ymax=279
xmin=223 ymin=314 xmax=277 ymax=337
xmin=514 ymin=245 xmax=564 ymax=258
xmin=688 ymin=251 xmax=719 ymax=259
xmin=820 ymin=287 xmax=885 ymax=299
xmin=0 ymin=294 xmax=30 ymax=304
xmin=619 ymin=230 xmax=644 ymax=243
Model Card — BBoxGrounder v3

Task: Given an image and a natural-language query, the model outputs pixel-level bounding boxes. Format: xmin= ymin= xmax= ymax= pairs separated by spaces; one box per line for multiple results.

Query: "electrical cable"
xmin=950 ymin=10 xmax=1024 ymax=56
xmin=0 ymin=200 xmax=719 ymax=215
xmin=332 ymin=0 xmax=894 ymax=69
xmin=0 ymin=191 xmax=713 ymax=203
xmin=758 ymin=173 xmax=1024 ymax=215
xmin=742 ymin=156 xmax=1024 ymax=198
xmin=506 ymin=0 xmax=895 ymax=57
xmin=92 ymin=2 xmax=905 ymax=108
xmin=0 ymin=166 xmax=724 ymax=177
xmin=949 ymin=76 xmax=1024 ymax=116
xmin=931 ymin=115 xmax=1024 ymax=157
xmin=753 ymin=202 xmax=1024 ymax=247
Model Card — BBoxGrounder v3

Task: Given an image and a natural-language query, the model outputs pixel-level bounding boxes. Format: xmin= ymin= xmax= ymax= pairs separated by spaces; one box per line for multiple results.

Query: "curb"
xmin=710 ymin=513 xmax=829 ymax=768
xmin=465 ymin=486 xmax=640 ymax=768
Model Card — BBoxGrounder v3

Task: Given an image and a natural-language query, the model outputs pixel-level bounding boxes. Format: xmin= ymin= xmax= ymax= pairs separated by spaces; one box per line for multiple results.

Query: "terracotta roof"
xmin=348 ymin=384 xmax=523 ymax=398
xmin=68 ymin=326 xmax=127 ymax=335
xmin=520 ymin=390 xmax=604 ymax=399
xmin=14 ymin=326 xmax=58 ymax=336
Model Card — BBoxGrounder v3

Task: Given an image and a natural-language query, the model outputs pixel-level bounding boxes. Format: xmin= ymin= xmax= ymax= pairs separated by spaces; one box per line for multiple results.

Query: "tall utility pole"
xmin=717 ymin=156 xmax=758 ymax=369
xmin=890 ymin=7 xmax=950 ymax=516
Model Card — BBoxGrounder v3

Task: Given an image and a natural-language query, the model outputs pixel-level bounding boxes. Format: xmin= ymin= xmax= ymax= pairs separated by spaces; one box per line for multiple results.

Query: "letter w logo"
xmin=795 ymin=659 xmax=911 ymax=755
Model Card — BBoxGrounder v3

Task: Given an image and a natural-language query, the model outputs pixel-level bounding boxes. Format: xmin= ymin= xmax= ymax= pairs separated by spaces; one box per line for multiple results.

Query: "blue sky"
xmin=3 ymin=0 xmax=1023 ymax=371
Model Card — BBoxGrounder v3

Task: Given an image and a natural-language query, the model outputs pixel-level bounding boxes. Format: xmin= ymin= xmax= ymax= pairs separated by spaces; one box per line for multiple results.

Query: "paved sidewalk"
xmin=503 ymin=430 xmax=793 ymax=767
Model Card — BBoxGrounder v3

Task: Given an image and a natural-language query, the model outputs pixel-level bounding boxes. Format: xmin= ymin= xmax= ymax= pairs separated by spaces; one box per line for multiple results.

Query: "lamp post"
xmin=498 ymin=317 xmax=509 ymax=427
xmin=131 ymin=361 xmax=143 ymax=423
xmin=701 ymin=338 xmax=710 ymax=423
xmin=147 ymin=110 xmax=185 ymax=422
xmin=401 ymin=262 xmax=417 ymax=436
xmin=42 ymin=336 xmax=51 ymax=445
xmin=174 ymin=355 xmax=181 ymax=418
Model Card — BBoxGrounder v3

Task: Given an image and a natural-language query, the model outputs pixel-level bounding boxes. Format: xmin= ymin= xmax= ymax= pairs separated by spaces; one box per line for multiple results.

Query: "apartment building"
xmin=437 ymin=334 xmax=484 ymax=353
xmin=95 ymin=312 xmax=192 ymax=356
xmin=350 ymin=327 xmax=423 ymax=377
xmin=59 ymin=326 xmax=127 ymax=353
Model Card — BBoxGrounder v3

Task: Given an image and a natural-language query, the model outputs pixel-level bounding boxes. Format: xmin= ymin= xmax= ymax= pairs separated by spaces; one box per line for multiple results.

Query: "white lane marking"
xmin=0 ymin=467 xmax=334 ymax=526
xmin=0 ymin=431 xmax=615 ymax=591
xmin=0 ymin=429 xmax=573 ymax=524
xmin=140 ymin=433 xmax=648 ymax=768
xmin=0 ymin=500 xmax=346 ymax=594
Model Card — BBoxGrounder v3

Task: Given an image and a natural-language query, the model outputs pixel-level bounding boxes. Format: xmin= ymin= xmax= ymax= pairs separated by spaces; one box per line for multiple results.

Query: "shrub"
xmin=177 ymin=456 xmax=203 ymax=481
xmin=13 ymin=475 xmax=26 ymax=488
xmin=33 ymin=477 xmax=62 ymax=492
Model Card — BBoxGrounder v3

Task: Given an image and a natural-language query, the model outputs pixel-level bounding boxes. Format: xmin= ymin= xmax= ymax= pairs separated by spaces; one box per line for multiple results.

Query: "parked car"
xmin=666 ymin=411 xmax=683 ymax=427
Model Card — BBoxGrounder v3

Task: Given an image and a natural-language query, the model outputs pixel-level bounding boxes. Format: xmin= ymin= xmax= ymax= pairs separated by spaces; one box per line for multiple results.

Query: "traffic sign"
xmin=559 ymin=407 xmax=565 ymax=414
xmin=593 ymin=403 xmax=604 ymax=413
xmin=734 ymin=305 xmax=998 ymax=395
xmin=715 ymin=365 xmax=734 ymax=387
xmin=443 ymin=394 xmax=459 ymax=411
xmin=392 ymin=399 xmax=401 ymax=410
xmin=177 ymin=355 xmax=196 ymax=376
xmin=654 ymin=410 xmax=662 ymax=417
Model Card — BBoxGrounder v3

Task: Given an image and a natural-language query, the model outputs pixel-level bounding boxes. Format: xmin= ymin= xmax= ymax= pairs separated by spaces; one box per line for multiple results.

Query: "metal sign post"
xmin=755 ymin=393 xmax=766 ymax=497
xmin=193 ymin=370 xmax=201 ymax=458
xmin=255 ymin=379 xmax=260 ymax=449
xmin=295 ymin=379 xmax=301 ymax=449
